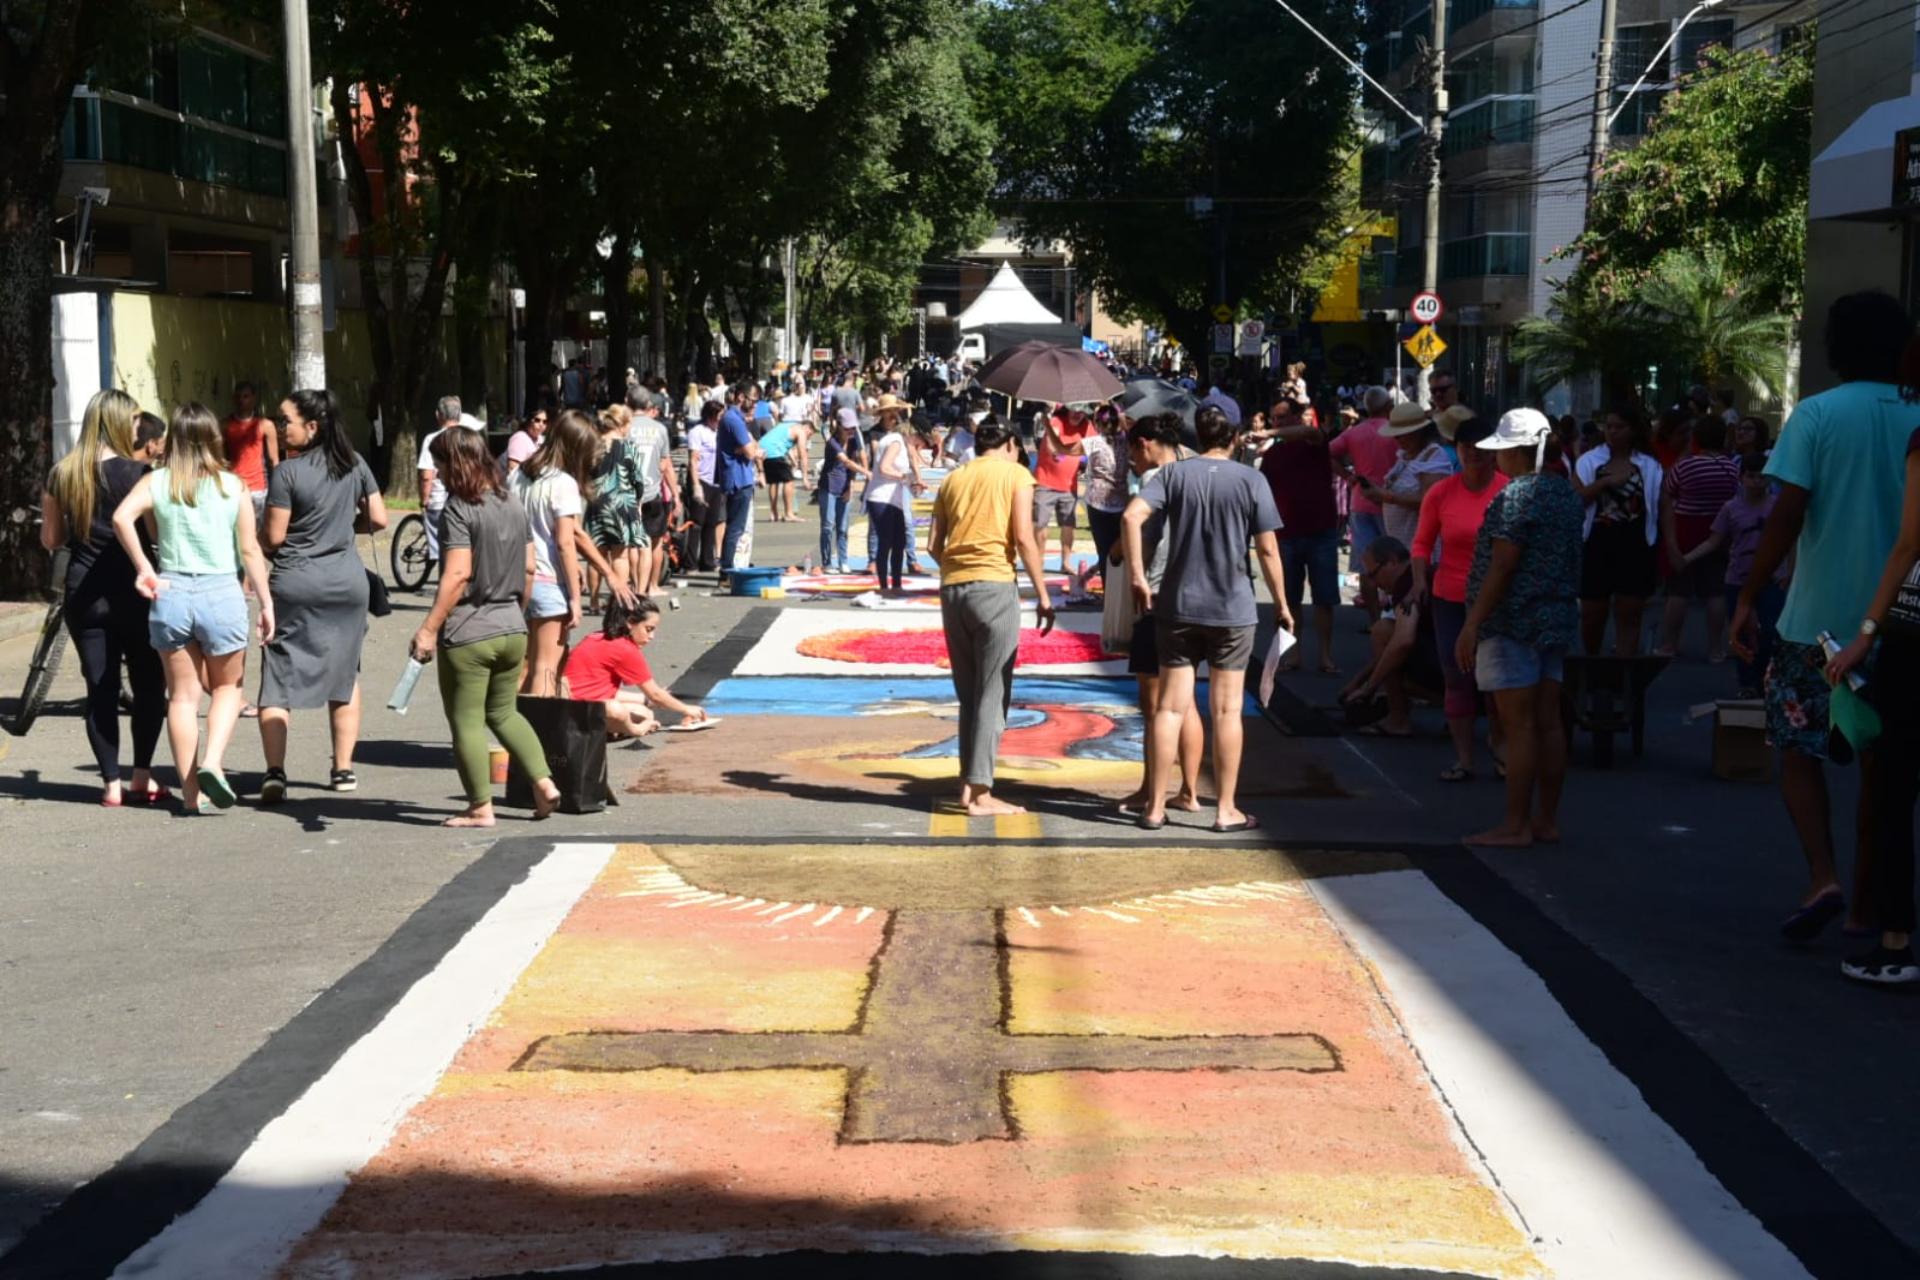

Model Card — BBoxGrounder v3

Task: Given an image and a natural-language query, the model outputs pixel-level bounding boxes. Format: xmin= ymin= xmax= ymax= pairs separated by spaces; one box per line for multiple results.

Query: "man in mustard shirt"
xmin=930 ymin=418 xmax=1059 ymax=817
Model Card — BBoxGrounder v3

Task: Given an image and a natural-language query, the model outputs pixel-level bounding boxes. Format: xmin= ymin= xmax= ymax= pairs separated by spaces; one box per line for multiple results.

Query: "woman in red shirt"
xmin=561 ymin=596 xmax=709 ymax=738
xmin=223 ymin=381 xmax=280 ymax=520
xmin=1411 ymin=416 xmax=1507 ymax=781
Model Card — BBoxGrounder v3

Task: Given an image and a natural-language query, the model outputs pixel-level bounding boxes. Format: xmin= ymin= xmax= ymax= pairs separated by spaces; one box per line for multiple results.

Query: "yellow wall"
xmin=109 ymin=292 xmax=503 ymax=451
xmin=1312 ymin=215 xmax=1397 ymax=325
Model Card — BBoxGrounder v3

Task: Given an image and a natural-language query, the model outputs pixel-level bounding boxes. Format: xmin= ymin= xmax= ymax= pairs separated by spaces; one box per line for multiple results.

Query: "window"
xmin=1613 ymin=23 xmax=1670 ymax=88
xmin=1677 ymin=17 xmax=1733 ymax=73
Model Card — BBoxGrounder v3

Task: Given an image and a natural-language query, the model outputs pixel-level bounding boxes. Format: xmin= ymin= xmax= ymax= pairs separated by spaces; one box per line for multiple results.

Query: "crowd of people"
xmin=35 ymin=292 xmax=1920 ymax=986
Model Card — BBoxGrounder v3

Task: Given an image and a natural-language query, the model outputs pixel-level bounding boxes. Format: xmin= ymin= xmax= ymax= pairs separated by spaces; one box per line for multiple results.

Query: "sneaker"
xmin=1841 ymin=944 xmax=1920 ymax=986
xmin=259 ymin=767 xmax=288 ymax=806
xmin=329 ymin=768 xmax=358 ymax=793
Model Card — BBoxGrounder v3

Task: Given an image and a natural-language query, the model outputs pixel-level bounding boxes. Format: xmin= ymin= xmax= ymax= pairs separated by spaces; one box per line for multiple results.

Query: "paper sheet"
xmin=1257 ymin=627 xmax=1297 ymax=706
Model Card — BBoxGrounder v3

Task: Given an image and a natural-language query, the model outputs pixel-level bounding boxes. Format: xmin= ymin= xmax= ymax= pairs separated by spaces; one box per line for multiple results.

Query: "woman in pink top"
xmin=1411 ymin=415 xmax=1507 ymax=781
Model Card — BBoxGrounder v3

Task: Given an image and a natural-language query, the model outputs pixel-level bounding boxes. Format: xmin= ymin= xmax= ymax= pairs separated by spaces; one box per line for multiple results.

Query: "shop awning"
xmin=1810 ymin=91 xmax=1920 ymax=220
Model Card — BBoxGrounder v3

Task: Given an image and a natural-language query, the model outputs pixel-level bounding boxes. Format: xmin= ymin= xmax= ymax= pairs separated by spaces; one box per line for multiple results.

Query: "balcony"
xmin=63 ymin=93 xmax=288 ymax=199
xmin=1449 ymin=0 xmax=1538 ymax=32
xmin=1442 ymin=232 xmax=1531 ymax=280
xmin=1610 ymin=86 xmax=1668 ymax=137
xmin=1442 ymin=95 xmax=1535 ymax=155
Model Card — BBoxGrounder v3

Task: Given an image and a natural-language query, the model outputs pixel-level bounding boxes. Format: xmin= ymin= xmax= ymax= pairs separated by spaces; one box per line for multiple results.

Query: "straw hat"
xmin=1435 ymin=404 xmax=1476 ymax=442
xmin=873 ymin=393 xmax=912 ymax=417
xmin=1379 ymin=401 xmax=1435 ymax=437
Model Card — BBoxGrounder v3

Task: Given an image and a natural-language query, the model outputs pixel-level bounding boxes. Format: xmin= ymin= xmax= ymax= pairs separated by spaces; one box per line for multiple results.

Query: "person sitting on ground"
xmin=562 ymin=597 xmax=709 ymax=739
xmin=1339 ymin=536 xmax=1441 ymax=737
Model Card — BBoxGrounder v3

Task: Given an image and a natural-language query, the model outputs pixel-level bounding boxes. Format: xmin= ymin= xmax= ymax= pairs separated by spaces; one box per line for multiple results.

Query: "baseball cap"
xmin=1478 ymin=408 xmax=1552 ymax=451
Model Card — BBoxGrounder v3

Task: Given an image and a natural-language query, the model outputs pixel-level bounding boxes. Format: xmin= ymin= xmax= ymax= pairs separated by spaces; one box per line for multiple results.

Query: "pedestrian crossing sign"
xmin=1403 ymin=324 xmax=1447 ymax=367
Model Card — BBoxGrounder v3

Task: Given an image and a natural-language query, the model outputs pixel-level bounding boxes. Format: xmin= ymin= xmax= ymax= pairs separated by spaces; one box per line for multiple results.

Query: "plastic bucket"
xmin=727 ymin=566 xmax=785 ymax=597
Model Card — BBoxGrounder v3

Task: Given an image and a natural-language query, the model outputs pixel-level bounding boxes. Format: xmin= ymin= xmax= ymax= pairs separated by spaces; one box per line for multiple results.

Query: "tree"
xmin=1569 ymin=40 xmax=1812 ymax=313
xmin=976 ymin=0 xmax=1361 ymax=356
xmin=1511 ymin=277 xmax=1661 ymax=406
xmin=1636 ymin=249 xmax=1793 ymax=400
xmin=0 ymin=0 xmax=155 ymax=596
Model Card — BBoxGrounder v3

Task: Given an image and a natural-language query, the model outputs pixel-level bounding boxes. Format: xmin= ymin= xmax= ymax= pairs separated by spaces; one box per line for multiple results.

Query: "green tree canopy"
xmin=1569 ymin=40 xmax=1812 ymax=313
xmin=976 ymin=0 xmax=1361 ymax=355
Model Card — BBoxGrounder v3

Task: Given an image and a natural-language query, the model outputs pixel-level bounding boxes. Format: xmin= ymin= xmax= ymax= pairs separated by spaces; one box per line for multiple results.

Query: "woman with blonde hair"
xmin=585 ymin=403 xmax=646 ymax=608
xmin=41 ymin=389 xmax=168 ymax=805
xmin=510 ymin=408 xmax=634 ymax=694
xmin=112 ymin=402 xmax=274 ymax=813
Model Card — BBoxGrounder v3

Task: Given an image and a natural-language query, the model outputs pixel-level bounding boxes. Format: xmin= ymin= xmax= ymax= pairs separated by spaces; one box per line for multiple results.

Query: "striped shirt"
xmin=1668 ymin=453 xmax=1740 ymax=518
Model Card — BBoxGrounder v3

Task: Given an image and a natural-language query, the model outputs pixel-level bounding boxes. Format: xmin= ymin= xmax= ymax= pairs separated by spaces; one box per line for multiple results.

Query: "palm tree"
xmin=1635 ymin=249 xmax=1793 ymax=401
xmin=1511 ymin=277 xmax=1659 ymax=406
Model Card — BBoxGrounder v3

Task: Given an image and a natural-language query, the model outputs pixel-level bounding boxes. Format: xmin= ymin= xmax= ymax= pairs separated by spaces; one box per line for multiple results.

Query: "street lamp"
xmin=1606 ymin=0 xmax=1725 ymax=130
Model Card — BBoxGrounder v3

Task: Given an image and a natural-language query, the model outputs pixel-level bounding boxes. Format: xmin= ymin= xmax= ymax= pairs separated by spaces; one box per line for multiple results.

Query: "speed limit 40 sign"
xmin=1410 ymin=291 xmax=1444 ymax=325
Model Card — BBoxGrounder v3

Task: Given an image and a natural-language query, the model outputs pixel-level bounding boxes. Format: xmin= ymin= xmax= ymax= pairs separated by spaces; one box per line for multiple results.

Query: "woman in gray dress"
xmin=257 ymin=389 xmax=388 ymax=801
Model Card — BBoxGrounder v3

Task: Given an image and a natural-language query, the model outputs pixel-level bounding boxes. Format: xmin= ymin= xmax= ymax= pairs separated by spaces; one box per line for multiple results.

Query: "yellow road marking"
xmin=995 ymin=812 xmax=1042 ymax=839
xmin=929 ymin=806 xmax=970 ymax=837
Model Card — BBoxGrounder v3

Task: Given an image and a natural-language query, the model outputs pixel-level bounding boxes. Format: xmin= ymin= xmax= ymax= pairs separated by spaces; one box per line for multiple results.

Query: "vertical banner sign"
xmin=1893 ymin=128 xmax=1920 ymax=208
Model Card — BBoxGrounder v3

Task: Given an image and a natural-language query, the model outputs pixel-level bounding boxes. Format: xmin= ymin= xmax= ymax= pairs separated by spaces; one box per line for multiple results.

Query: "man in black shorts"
xmin=1118 ymin=414 xmax=1203 ymax=817
xmin=1122 ymin=406 xmax=1293 ymax=833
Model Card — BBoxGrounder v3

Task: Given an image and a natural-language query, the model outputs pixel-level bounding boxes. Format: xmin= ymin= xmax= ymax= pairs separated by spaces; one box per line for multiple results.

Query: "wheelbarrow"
xmin=1561 ymin=654 xmax=1671 ymax=768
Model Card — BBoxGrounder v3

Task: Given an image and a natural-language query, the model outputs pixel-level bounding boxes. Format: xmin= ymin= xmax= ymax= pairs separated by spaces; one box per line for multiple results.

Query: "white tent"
xmin=954 ymin=262 xmax=1062 ymax=329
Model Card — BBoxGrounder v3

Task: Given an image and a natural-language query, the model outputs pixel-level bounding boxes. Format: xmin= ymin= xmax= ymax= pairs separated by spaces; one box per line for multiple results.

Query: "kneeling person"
xmin=562 ymin=598 xmax=709 ymax=739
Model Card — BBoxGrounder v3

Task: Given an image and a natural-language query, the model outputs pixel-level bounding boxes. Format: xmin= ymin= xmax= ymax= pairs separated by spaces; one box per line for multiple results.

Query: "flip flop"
xmin=1355 ymin=723 xmax=1414 ymax=738
xmin=1779 ymin=891 xmax=1845 ymax=943
xmin=195 ymin=767 xmax=237 ymax=810
xmin=1212 ymin=815 xmax=1261 ymax=834
xmin=1438 ymin=764 xmax=1474 ymax=783
xmin=1136 ymin=812 xmax=1167 ymax=831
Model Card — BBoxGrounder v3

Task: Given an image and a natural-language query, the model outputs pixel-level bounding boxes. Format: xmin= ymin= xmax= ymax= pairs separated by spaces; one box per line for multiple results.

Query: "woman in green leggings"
xmin=411 ymin=426 xmax=560 ymax=826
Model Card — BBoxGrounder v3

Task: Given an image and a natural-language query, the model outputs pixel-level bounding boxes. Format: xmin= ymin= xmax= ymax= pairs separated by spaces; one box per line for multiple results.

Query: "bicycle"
xmin=13 ymin=547 xmax=72 ymax=735
xmin=389 ymin=511 xmax=436 ymax=593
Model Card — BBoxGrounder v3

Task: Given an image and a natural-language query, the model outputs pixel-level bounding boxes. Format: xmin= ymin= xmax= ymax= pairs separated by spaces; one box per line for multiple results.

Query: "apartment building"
xmin=1359 ymin=0 xmax=1808 ymax=409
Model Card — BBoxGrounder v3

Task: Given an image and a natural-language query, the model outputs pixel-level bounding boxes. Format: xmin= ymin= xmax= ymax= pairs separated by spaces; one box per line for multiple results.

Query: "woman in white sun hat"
xmin=1454 ymin=408 xmax=1585 ymax=849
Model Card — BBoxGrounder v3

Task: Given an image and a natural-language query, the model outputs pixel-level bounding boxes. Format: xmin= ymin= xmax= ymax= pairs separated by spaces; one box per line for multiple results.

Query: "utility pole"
xmin=283 ymin=0 xmax=325 ymax=390
xmin=781 ymin=237 xmax=796 ymax=369
xmin=1588 ymin=0 xmax=1619 ymax=193
xmin=1418 ymin=0 xmax=1448 ymax=403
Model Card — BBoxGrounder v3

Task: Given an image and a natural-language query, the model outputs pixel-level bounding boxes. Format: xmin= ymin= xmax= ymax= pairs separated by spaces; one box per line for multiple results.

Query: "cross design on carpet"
xmin=513 ymin=907 xmax=1340 ymax=1144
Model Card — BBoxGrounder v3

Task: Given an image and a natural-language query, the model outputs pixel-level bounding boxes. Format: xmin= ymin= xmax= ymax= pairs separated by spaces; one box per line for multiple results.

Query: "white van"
xmin=955 ymin=332 xmax=986 ymax=363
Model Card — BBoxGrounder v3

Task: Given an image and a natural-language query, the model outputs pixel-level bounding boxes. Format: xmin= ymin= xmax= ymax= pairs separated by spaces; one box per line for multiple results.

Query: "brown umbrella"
xmin=976 ymin=342 xmax=1125 ymax=405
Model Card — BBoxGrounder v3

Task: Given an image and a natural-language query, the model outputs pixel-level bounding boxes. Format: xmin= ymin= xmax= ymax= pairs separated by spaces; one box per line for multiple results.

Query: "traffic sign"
xmin=1237 ymin=319 xmax=1266 ymax=356
xmin=1211 ymin=323 xmax=1235 ymax=354
xmin=1212 ymin=304 xmax=1235 ymax=324
xmin=1409 ymin=291 xmax=1444 ymax=325
xmin=1402 ymin=324 xmax=1447 ymax=368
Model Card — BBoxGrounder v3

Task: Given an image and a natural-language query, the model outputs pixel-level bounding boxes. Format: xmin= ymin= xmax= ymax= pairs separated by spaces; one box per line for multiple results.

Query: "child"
xmin=561 ymin=597 xmax=709 ymax=739
xmin=1682 ymin=454 xmax=1789 ymax=697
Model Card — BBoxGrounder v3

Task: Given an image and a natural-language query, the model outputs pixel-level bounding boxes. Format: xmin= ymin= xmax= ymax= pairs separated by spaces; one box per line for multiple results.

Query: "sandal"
xmin=1136 ymin=812 xmax=1167 ymax=831
xmin=1438 ymin=763 xmax=1474 ymax=783
xmin=1779 ymin=891 xmax=1845 ymax=943
xmin=124 ymin=782 xmax=172 ymax=807
xmin=1355 ymin=723 xmax=1414 ymax=738
xmin=1212 ymin=814 xmax=1261 ymax=834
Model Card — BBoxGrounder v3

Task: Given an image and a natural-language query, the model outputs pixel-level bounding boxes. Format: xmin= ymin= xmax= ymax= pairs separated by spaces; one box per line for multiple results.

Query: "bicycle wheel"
xmin=390 ymin=513 xmax=432 ymax=592
xmin=13 ymin=601 xmax=69 ymax=736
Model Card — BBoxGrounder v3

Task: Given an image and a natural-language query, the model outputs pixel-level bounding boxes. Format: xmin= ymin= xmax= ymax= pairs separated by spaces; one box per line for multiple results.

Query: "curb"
xmin=0 ymin=604 xmax=45 ymax=646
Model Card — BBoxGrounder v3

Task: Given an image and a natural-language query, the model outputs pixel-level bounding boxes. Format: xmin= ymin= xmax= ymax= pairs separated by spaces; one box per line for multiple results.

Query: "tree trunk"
xmin=602 ymin=227 xmax=635 ymax=403
xmin=0 ymin=3 xmax=96 ymax=597
xmin=0 ymin=157 xmax=60 ymax=597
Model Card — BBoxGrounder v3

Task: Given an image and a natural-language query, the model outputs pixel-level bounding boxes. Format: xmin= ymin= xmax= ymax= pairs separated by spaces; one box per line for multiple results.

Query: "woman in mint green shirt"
xmin=113 ymin=402 xmax=273 ymax=814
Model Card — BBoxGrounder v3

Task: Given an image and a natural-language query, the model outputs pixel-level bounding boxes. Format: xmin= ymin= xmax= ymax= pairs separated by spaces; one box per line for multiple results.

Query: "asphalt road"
xmin=1 ymin=504 xmax=1917 ymax=1269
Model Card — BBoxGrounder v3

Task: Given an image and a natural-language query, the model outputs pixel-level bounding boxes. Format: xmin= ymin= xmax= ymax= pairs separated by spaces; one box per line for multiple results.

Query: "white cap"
xmin=1479 ymin=407 xmax=1552 ymax=451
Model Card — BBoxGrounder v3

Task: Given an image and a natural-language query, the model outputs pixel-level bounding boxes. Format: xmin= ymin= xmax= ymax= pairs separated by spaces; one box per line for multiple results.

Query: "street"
xmin=1 ymin=505 xmax=1916 ymax=1279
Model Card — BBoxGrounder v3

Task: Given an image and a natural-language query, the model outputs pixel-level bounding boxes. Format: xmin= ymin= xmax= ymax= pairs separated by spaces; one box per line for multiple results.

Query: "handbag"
xmin=362 ymin=535 xmax=392 ymax=617
xmin=506 ymin=695 xmax=615 ymax=814
xmin=1100 ymin=552 xmax=1134 ymax=653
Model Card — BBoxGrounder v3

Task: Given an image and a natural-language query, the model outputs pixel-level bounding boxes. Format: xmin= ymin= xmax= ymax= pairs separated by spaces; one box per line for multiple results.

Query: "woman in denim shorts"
xmin=113 ymin=402 xmax=275 ymax=814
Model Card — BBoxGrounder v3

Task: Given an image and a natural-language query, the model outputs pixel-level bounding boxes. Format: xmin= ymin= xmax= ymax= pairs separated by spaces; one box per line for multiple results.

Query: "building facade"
xmin=1359 ymin=0 xmax=1807 ymax=409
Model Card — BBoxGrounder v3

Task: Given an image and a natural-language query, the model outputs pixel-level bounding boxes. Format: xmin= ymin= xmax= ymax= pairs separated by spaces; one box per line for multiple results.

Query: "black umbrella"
xmin=1117 ymin=376 xmax=1201 ymax=428
xmin=977 ymin=343 xmax=1125 ymax=405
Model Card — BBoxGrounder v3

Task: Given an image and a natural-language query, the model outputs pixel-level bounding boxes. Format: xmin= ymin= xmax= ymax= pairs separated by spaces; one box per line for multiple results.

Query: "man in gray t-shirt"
xmin=1121 ymin=406 xmax=1292 ymax=835
xmin=625 ymin=405 xmax=675 ymax=592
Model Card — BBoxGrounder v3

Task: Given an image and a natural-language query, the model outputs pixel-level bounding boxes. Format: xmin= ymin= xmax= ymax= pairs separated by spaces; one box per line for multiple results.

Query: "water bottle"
xmin=1817 ymin=630 xmax=1868 ymax=693
xmin=388 ymin=652 xmax=430 ymax=714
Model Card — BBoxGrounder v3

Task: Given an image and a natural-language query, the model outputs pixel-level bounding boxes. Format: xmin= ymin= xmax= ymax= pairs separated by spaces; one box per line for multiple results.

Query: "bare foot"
xmin=965 ymin=794 xmax=1027 ymax=817
xmin=1169 ymin=791 xmax=1204 ymax=812
xmin=1319 ymin=660 xmax=1342 ymax=675
xmin=532 ymin=782 xmax=561 ymax=821
xmin=1116 ymin=790 xmax=1152 ymax=813
xmin=1463 ymin=825 xmax=1534 ymax=848
xmin=444 ymin=810 xmax=496 ymax=828
xmin=1531 ymin=822 xmax=1561 ymax=844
